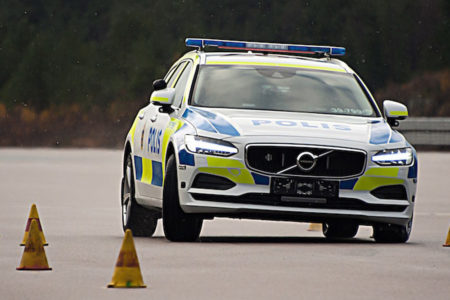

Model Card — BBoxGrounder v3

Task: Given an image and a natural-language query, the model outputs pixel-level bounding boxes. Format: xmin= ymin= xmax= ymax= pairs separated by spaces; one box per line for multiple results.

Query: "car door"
xmin=136 ymin=60 xmax=193 ymax=203
xmin=150 ymin=60 xmax=193 ymax=200
xmin=133 ymin=62 xmax=184 ymax=203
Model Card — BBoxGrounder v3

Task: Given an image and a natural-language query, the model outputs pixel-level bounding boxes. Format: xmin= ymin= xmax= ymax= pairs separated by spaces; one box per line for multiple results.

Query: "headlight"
xmin=185 ymin=135 xmax=238 ymax=157
xmin=372 ymin=148 xmax=413 ymax=166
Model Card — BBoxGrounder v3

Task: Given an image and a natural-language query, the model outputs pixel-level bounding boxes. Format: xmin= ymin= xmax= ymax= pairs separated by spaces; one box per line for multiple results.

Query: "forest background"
xmin=0 ymin=0 xmax=448 ymax=147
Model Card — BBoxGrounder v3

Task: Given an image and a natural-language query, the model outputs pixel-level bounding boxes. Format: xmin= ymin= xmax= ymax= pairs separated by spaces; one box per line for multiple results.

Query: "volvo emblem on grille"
xmin=296 ymin=152 xmax=318 ymax=172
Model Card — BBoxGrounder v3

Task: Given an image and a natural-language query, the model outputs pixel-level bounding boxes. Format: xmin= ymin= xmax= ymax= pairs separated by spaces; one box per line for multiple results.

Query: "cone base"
xmin=20 ymin=243 xmax=48 ymax=246
xmin=107 ymin=283 xmax=146 ymax=288
xmin=307 ymin=223 xmax=322 ymax=231
xmin=443 ymin=244 xmax=450 ymax=247
xmin=17 ymin=267 xmax=52 ymax=271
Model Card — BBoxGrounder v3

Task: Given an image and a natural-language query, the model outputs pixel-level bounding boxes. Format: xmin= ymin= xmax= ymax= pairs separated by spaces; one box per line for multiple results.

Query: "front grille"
xmin=191 ymin=193 xmax=407 ymax=212
xmin=246 ymin=145 xmax=366 ymax=178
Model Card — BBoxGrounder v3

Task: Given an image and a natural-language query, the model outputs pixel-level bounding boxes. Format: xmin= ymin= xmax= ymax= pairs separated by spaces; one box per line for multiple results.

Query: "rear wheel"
xmin=163 ymin=154 xmax=202 ymax=242
xmin=322 ymin=220 xmax=359 ymax=239
xmin=373 ymin=217 xmax=412 ymax=243
xmin=121 ymin=153 xmax=157 ymax=237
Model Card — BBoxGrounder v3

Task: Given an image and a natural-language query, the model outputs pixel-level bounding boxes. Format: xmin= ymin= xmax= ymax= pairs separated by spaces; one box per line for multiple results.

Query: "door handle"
xmin=150 ymin=115 xmax=158 ymax=122
xmin=138 ymin=111 xmax=145 ymax=120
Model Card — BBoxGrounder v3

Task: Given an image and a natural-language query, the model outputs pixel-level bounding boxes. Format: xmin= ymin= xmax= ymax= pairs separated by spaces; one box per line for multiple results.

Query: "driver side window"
xmin=166 ymin=62 xmax=186 ymax=88
xmin=172 ymin=61 xmax=193 ymax=107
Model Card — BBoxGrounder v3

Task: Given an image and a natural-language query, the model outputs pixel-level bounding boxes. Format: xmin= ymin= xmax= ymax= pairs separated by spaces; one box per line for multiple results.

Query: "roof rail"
xmin=185 ymin=38 xmax=345 ymax=56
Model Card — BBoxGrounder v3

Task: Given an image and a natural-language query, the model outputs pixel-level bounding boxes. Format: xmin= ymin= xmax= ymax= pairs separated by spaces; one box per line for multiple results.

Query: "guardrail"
xmin=397 ymin=118 xmax=450 ymax=146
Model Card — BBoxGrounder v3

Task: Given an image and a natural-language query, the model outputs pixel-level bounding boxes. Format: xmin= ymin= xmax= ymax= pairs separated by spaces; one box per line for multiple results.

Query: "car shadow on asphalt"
xmin=136 ymin=236 xmax=421 ymax=245
xmin=198 ymin=236 xmax=374 ymax=244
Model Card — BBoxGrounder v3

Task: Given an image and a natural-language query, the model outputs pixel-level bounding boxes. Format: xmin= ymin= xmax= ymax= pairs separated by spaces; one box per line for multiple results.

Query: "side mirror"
xmin=150 ymin=88 xmax=176 ymax=110
xmin=153 ymin=79 xmax=167 ymax=91
xmin=383 ymin=100 xmax=408 ymax=127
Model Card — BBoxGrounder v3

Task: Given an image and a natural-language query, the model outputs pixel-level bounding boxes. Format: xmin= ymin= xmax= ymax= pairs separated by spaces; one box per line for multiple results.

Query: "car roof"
xmin=178 ymin=51 xmax=354 ymax=74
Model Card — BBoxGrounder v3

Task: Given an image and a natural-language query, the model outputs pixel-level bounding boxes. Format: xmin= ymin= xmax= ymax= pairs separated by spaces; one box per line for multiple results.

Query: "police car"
xmin=120 ymin=38 xmax=417 ymax=242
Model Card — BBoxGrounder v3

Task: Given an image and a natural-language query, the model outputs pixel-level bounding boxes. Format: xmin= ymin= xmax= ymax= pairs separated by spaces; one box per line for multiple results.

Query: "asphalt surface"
xmin=0 ymin=149 xmax=449 ymax=300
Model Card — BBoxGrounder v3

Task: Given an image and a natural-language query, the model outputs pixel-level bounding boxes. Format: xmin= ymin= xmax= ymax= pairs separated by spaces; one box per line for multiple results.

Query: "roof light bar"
xmin=185 ymin=38 xmax=345 ymax=56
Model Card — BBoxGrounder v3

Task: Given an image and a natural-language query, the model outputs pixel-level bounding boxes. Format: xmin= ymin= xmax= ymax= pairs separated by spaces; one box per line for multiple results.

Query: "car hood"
xmin=182 ymin=107 xmax=404 ymax=145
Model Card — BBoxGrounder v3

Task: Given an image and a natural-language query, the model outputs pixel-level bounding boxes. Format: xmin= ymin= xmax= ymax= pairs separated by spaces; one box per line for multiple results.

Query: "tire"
xmin=373 ymin=217 xmax=412 ymax=243
xmin=163 ymin=154 xmax=202 ymax=242
xmin=322 ymin=220 xmax=359 ymax=239
xmin=121 ymin=153 xmax=157 ymax=237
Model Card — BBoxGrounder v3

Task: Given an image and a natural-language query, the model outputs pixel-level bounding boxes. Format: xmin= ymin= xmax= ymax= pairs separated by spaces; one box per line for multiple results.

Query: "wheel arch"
xmin=123 ymin=141 xmax=132 ymax=174
xmin=165 ymin=141 xmax=175 ymax=165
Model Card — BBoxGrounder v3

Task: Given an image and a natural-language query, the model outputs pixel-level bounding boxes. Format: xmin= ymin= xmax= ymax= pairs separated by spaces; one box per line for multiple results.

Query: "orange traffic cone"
xmin=443 ymin=227 xmax=450 ymax=247
xmin=107 ymin=229 xmax=146 ymax=288
xmin=307 ymin=223 xmax=322 ymax=231
xmin=17 ymin=219 xmax=52 ymax=271
xmin=20 ymin=204 xmax=48 ymax=246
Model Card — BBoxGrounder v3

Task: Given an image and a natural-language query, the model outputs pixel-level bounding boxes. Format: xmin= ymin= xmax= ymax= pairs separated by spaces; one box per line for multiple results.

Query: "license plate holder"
xmin=271 ymin=177 xmax=338 ymax=198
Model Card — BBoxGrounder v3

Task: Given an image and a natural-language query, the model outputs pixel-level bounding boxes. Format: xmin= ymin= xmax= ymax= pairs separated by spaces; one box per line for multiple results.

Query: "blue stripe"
xmin=370 ymin=121 xmax=391 ymax=145
xmin=151 ymin=161 xmax=163 ymax=186
xmin=340 ymin=178 xmax=358 ymax=190
xmin=251 ymin=172 xmax=270 ymax=185
xmin=182 ymin=108 xmax=217 ymax=133
xmin=189 ymin=107 xmax=216 ymax=119
xmin=408 ymin=154 xmax=418 ymax=178
xmin=178 ymin=149 xmax=195 ymax=166
xmin=389 ymin=131 xmax=404 ymax=144
xmin=134 ymin=156 xmax=143 ymax=181
xmin=190 ymin=107 xmax=240 ymax=136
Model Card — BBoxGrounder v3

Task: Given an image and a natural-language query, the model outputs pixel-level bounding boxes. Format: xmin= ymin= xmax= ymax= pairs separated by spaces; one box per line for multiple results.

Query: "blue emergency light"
xmin=185 ymin=38 xmax=345 ymax=56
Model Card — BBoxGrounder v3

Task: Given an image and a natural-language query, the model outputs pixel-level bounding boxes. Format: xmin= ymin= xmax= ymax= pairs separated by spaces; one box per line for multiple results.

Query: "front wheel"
xmin=322 ymin=220 xmax=359 ymax=239
xmin=163 ymin=154 xmax=202 ymax=242
xmin=121 ymin=153 xmax=157 ymax=237
xmin=373 ymin=217 xmax=412 ymax=243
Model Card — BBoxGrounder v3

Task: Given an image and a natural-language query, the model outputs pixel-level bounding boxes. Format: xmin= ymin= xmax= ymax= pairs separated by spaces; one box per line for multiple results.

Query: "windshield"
xmin=191 ymin=65 xmax=377 ymax=117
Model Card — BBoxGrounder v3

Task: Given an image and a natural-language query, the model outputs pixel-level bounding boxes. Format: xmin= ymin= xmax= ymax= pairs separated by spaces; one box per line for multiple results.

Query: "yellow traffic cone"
xmin=307 ymin=223 xmax=322 ymax=231
xmin=443 ymin=227 xmax=450 ymax=247
xmin=20 ymin=204 xmax=48 ymax=246
xmin=17 ymin=219 xmax=52 ymax=271
xmin=107 ymin=229 xmax=146 ymax=288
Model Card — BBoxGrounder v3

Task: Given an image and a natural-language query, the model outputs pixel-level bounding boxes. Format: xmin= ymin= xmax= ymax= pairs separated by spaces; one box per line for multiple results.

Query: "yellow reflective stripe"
xmin=141 ymin=157 xmax=153 ymax=184
xmin=171 ymin=62 xmax=189 ymax=88
xmin=365 ymin=167 xmax=399 ymax=177
xmin=183 ymin=58 xmax=197 ymax=104
xmin=198 ymin=167 xmax=254 ymax=184
xmin=353 ymin=177 xmax=403 ymax=191
xmin=161 ymin=118 xmax=185 ymax=179
xmin=129 ymin=115 xmax=139 ymax=141
xmin=390 ymin=111 xmax=408 ymax=116
xmin=205 ymin=61 xmax=346 ymax=73
xmin=151 ymin=96 xmax=169 ymax=103
xmin=206 ymin=157 xmax=245 ymax=168
xmin=180 ymin=52 xmax=199 ymax=61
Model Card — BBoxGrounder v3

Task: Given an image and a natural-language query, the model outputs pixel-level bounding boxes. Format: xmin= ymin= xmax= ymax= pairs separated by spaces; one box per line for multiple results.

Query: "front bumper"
xmin=176 ymin=145 xmax=417 ymax=226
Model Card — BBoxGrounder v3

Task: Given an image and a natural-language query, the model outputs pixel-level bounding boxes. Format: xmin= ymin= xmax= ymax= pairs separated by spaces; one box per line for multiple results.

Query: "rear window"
xmin=191 ymin=65 xmax=377 ymax=117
